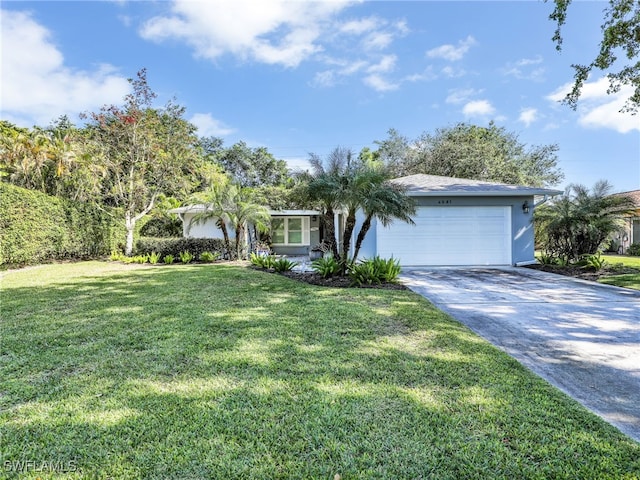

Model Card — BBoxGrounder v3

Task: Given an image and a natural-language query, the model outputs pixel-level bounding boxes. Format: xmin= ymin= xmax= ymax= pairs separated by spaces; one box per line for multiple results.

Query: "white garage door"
xmin=376 ymin=206 xmax=512 ymax=266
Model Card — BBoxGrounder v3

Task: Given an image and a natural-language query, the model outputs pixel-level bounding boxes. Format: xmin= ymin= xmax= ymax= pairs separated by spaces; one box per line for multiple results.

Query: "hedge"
xmin=135 ymin=237 xmax=236 ymax=260
xmin=0 ymin=183 xmax=124 ymax=267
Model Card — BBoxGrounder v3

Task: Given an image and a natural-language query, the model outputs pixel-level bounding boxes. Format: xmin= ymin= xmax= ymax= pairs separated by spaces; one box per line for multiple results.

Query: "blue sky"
xmin=1 ymin=1 xmax=638 ymax=193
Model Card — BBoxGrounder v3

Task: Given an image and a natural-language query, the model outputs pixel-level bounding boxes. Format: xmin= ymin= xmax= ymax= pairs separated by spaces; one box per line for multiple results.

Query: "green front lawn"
xmin=2 ymin=262 xmax=638 ymax=479
xmin=600 ymin=255 xmax=640 ymax=290
xmin=601 ymin=255 xmax=640 ymax=268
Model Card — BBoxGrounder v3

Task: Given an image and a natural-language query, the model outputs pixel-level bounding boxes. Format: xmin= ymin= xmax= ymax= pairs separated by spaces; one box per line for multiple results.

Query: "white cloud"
xmin=362 ymin=31 xmax=394 ymax=50
xmin=462 ymin=100 xmax=495 ymax=117
xmin=446 ymin=88 xmax=481 ymax=105
xmin=518 ymin=108 xmax=538 ymax=127
xmin=547 ymin=77 xmax=639 ymax=133
xmin=426 ymin=35 xmax=476 ymax=61
xmin=502 ymin=55 xmax=545 ymax=81
xmin=404 ymin=67 xmax=437 ymax=83
xmin=190 ymin=113 xmax=235 ymax=137
xmin=366 ymin=54 xmax=396 ymax=74
xmin=0 ymin=9 xmax=130 ymax=127
xmin=284 ymin=156 xmax=312 ymax=172
xmin=363 ymin=74 xmax=399 ymax=92
xmin=441 ymin=66 xmax=467 ymax=78
xmin=140 ymin=0 xmax=352 ymax=68
xmin=311 ymin=70 xmax=338 ymax=88
xmin=339 ymin=16 xmax=381 ymax=35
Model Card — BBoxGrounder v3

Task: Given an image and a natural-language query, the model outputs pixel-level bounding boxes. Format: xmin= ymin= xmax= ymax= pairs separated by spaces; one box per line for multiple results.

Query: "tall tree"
xmin=189 ymin=176 xmax=270 ymax=260
xmin=375 ymin=123 xmax=563 ymax=187
xmin=299 ymin=147 xmax=415 ymax=270
xmin=82 ymin=69 xmax=201 ymax=254
xmin=297 ymin=147 xmax=353 ymax=259
xmin=188 ymin=175 xmax=235 ymax=257
xmin=549 ymin=0 xmax=640 ymax=113
xmin=536 ymin=180 xmax=635 ymax=261
xmin=216 ymin=141 xmax=290 ymax=188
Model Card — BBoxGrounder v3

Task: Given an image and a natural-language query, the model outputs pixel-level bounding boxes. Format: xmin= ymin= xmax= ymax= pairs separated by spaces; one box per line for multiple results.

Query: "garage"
xmin=376 ymin=206 xmax=512 ymax=266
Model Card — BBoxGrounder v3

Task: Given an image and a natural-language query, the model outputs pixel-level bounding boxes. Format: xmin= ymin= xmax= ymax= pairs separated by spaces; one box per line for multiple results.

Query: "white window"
xmin=272 ymin=217 xmax=309 ymax=245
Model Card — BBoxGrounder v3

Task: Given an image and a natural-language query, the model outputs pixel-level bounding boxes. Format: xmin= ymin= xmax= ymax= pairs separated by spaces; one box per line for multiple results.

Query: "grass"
xmin=1 ymin=261 xmax=639 ymax=479
xmin=601 ymin=254 xmax=640 ymax=268
xmin=600 ymin=255 xmax=640 ymax=290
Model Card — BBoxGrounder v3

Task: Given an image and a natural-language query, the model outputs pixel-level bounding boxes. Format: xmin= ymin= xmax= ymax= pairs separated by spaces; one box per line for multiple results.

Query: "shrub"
xmin=537 ymin=252 xmax=557 ymax=265
xmin=349 ymin=256 xmax=401 ymax=286
xmin=535 ymin=181 xmax=635 ymax=262
xmin=163 ymin=254 xmax=175 ymax=264
xmin=311 ymin=253 xmax=341 ymax=278
xmin=582 ymin=253 xmax=607 ymax=271
xmin=179 ymin=251 xmax=194 ymax=264
xmin=628 ymin=243 xmax=640 ymax=256
xmin=273 ymin=258 xmax=298 ymax=272
xmin=110 ymin=251 xmax=125 ymax=262
xmin=199 ymin=251 xmax=219 ymax=263
xmin=250 ymin=253 xmax=277 ymax=269
xmin=0 ymin=183 xmax=123 ymax=266
xmin=148 ymin=252 xmax=161 ymax=264
xmin=135 ymin=237 xmax=233 ymax=260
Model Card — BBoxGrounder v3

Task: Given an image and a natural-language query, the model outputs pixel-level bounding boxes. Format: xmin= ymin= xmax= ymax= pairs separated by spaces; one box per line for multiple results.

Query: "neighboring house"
xmin=172 ymin=174 xmax=562 ymax=266
xmin=613 ymin=190 xmax=640 ymax=253
xmin=168 ymin=206 xmax=322 ymax=256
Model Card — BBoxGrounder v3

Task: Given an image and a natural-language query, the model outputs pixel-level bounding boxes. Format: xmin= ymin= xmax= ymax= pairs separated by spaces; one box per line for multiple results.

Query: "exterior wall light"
xmin=522 ymin=200 xmax=530 ymax=214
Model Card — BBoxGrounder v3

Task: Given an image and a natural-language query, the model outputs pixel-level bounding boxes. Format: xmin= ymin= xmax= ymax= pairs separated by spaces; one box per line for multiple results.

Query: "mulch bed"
xmin=267 ymin=269 xmax=408 ymax=290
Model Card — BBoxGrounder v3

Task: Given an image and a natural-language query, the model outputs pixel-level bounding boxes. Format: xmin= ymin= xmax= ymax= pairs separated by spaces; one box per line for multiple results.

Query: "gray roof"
xmin=168 ymin=205 xmax=320 ymax=216
xmin=390 ymin=174 xmax=563 ymax=197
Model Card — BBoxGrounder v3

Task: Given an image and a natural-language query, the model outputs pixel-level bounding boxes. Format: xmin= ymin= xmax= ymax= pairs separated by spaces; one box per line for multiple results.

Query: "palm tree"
xmin=352 ymin=178 xmax=416 ymax=261
xmin=188 ymin=179 xmax=270 ymax=260
xmin=298 ymin=147 xmax=352 ymax=259
xmin=536 ymin=180 xmax=635 ymax=262
xmin=188 ymin=179 xmax=234 ymax=257
xmin=300 ymin=147 xmax=416 ymax=271
xmin=225 ymin=187 xmax=271 ymax=260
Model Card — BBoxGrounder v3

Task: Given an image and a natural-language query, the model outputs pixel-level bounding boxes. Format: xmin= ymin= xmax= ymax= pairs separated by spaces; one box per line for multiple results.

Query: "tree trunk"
xmin=217 ymin=218 xmax=231 ymax=259
xmin=341 ymin=209 xmax=357 ymax=263
xmin=322 ymin=207 xmax=339 ymax=260
xmin=124 ymin=195 xmax=157 ymax=256
xmin=235 ymin=223 xmax=245 ymax=260
xmin=125 ymin=211 xmax=135 ymax=256
xmin=352 ymin=214 xmax=373 ymax=261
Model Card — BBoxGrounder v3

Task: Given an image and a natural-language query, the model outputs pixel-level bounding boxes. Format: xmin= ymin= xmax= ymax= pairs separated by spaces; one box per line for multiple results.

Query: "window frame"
xmin=271 ymin=216 xmax=308 ymax=246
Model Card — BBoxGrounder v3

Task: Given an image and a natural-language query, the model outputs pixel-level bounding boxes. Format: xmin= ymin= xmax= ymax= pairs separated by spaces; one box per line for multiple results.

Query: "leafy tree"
xmin=139 ymin=195 xmax=183 ymax=238
xmin=216 ymin=141 xmax=290 ymax=188
xmin=375 ymin=123 xmax=563 ymax=187
xmin=0 ymin=119 xmax=106 ymax=203
xmin=82 ymin=69 xmax=201 ymax=255
xmin=536 ymin=180 xmax=635 ymax=262
xmin=0 ymin=122 xmax=52 ymax=192
xmin=549 ymin=0 xmax=640 ymax=113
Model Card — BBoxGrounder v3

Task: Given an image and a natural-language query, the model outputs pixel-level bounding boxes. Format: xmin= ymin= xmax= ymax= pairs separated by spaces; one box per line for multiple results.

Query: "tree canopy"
xmin=82 ymin=69 xmax=202 ymax=254
xmin=375 ymin=123 xmax=564 ymax=187
xmin=549 ymin=0 xmax=640 ymax=113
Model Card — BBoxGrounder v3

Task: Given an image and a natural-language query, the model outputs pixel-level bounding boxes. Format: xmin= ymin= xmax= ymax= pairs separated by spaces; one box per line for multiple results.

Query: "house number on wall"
xmin=437 ymin=199 xmax=452 ymax=204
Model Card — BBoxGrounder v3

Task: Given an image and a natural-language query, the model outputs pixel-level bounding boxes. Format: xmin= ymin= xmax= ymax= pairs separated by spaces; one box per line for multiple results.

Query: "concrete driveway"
xmin=400 ymin=267 xmax=640 ymax=442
